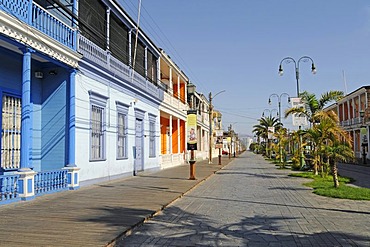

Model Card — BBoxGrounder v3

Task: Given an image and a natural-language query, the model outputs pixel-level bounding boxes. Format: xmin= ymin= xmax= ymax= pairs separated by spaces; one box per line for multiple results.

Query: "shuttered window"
xmin=79 ymin=0 xmax=107 ymax=49
xmin=147 ymin=51 xmax=157 ymax=85
xmin=110 ymin=13 xmax=129 ymax=65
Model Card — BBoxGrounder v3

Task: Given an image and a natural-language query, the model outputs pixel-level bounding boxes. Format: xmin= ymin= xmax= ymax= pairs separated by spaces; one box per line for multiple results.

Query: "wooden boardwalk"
xmin=0 ymin=157 xmax=234 ymax=247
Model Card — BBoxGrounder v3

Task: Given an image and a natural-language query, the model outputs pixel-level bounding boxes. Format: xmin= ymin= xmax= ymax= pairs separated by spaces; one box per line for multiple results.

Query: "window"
xmin=110 ymin=13 xmax=129 ymax=65
xmin=117 ymin=113 xmax=127 ymax=158
xmin=89 ymin=91 xmax=108 ymax=161
xmin=91 ymin=105 xmax=104 ymax=160
xmin=79 ymin=0 xmax=107 ymax=49
xmin=116 ymin=102 xmax=129 ymax=159
xmin=149 ymin=114 xmax=156 ymax=157
xmin=1 ymin=95 xmax=21 ymax=170
xmin=132 ymin=36 xmax=146 ymax=77
xmin=147 ymin=51 xmax=157 ymax=85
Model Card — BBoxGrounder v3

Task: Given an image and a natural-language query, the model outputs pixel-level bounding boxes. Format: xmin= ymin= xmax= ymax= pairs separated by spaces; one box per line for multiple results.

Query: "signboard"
xmin=215 ymin=130 xmax=223 ymax=137
xmin=215 ymin=136 xmax=223 ymax=149
xmin=290 ymin=97 xmax=308 ymax=126
xmin=268 ymin=126 xmax=275 ymax=140
xmin=187 ymin=110 xmax=197 ymax=150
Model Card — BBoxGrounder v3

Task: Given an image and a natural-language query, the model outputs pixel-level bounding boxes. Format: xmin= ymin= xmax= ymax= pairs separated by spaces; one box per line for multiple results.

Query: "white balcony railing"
xmin=78 ymin=35 xmax=163 ymax=100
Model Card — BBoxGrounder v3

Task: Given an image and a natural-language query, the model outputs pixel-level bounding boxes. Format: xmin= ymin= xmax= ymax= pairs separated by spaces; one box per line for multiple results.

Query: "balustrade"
xmin=0 ymin=174 xmax=19 ymax=203
xmin=34 ymin=170 xmax=68 ymax=195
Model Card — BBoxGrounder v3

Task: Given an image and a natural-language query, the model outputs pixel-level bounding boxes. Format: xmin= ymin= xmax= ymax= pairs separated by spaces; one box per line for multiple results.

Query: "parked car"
xmin=222 ymin=150 xmax=229 ymax=155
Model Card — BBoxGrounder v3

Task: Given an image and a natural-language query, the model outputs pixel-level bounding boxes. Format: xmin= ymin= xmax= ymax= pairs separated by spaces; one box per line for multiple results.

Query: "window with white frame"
xmin=89 ymin=91 xmax=108 ymax=161
xmin=116 ymin=102 xmax=129 ymax=159
xmin=1 ymin=94 xmax=21 ymax=170
xmin=149 ymin=114 xmax=156 ymax=157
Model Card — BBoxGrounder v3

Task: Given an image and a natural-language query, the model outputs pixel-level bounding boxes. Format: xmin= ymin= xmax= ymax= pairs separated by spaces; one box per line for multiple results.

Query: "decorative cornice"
xmin=0 ymin=11 xmax=82 ymax=68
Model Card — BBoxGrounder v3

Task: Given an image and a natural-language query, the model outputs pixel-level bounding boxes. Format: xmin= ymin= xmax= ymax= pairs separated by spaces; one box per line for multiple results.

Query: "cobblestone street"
xmin=118 ymin=152 xmax=370 ymax=247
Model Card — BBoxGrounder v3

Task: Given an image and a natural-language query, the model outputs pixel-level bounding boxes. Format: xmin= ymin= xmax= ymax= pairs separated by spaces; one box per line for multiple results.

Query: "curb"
xmin=105 ymin=160 xmax=233 ymax=247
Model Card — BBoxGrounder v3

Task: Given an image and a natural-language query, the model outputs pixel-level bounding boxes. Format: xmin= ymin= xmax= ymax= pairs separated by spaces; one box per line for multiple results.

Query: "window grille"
xmin=91 ymin=105 xmax=104 ymax=160
xmin=117 ymin=113 xmax=127 ymax=158
xmin=1 ymin=95 xmax=21 ymax=170
xmin=149 ymin=121 xmax=156 ymax=157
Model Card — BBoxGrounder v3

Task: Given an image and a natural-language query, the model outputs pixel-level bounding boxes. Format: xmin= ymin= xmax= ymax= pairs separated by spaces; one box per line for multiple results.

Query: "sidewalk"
xmin=0 ymin=156 xmax=234 ymax=247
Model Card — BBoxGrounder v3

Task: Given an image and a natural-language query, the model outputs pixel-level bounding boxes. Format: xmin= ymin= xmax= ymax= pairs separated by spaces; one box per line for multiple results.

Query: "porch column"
xmin=19 ymin=48 xmax=33 ymax=171
xmin=18 ymin=47 xmax=36 ymax=201
xmin=72 ymin=0 xmax=78 ymax=50
xmin=169 ymin=115 xmax=173 ymax=155
xmin=177 ymin=75 xmax=180 ymax=100
xmin=64 ymin=69 xmax=80 ymax=190
xmin=169 ymin=67 xmax=173 ymax=92
xmin=177 ymin=118 xmax=180 ymax=153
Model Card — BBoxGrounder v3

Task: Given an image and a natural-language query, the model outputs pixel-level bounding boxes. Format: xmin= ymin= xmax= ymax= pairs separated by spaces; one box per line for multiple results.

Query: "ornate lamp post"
xmin=278 ymin=56 xmax=316 ymax=98
xmin=268 ymin=93 xmax=290 ymax=123
xmin=269 ymin=93 xmax=290 ymax=163
xmin=262 ymin=109 xmax=279 ymax=118
xmin=187 ymin=82 xmax=197 ymax=180
xmin=278 ymin=56 xmax=316 ymax=168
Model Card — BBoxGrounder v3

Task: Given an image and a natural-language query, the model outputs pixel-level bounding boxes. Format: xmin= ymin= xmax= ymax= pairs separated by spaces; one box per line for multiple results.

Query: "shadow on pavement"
xmin=114 ymin=205 xmax=369 ymax=246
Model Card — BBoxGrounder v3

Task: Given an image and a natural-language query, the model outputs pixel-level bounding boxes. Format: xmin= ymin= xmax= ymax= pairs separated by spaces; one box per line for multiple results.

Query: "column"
xmin=169 ymin=115 xmax=173 ymax=154
xmin=18 ymin=47 xmax=36 ymax=201
xmin=72 ymin=0 xmax=78 ymax=49
xmin=169 ymin=67 xmax=173 ymax=93
xmin=177 ymin=118 xmax=180 ymax=154
xmin=63 ymin=69 xmax=80 ymax=190
xmin=19 ymin=48 xmax=33 ymax=171
xmin=177 ymin=75 xmax=180 ymax=100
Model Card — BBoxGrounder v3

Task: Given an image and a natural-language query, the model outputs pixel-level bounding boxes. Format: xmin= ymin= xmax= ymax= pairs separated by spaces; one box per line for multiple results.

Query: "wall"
xmin=75 ymin=68 xmax=160 ymax=183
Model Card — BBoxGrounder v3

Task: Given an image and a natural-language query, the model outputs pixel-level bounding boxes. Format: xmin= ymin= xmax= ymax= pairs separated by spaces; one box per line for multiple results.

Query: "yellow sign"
xmin=187 ymin=110 xmax=197 ymax=150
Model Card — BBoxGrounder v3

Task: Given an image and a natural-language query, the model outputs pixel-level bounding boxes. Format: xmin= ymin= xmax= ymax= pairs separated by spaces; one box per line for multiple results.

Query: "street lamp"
xmin=268 ymin=93 xmax=290 ymax=123
xmin=262 ymin=108 xmax=279 ymax=118
xmin=209 ymin=90 xmax=226 ymax=164
xmin=278 ymin=56 xmax=316 ymax=98
xmin=269 ymin=93 xmax=290 ymax=163
xmin=278 ymin=56 xmax=316 ymax=168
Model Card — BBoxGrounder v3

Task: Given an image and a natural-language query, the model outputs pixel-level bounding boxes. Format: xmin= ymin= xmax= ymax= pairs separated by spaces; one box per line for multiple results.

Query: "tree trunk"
xmin=332 ymin=160 xmax=339 ymax=188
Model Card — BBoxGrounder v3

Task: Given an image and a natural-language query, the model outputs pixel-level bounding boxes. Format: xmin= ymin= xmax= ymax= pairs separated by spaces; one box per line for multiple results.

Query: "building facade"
xmin=331 ymin=86 xmax=370 ymax=162
xmin=159 ymin=50 xmax=187 ymax=169
xmin=0 ymin=0 xmax=220 ymax=205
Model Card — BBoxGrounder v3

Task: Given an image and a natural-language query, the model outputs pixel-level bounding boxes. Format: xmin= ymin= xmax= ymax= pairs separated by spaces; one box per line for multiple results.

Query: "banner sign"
xmin=291 ymin=97 xmax=308 ymax=126
xmin=187 ymin=110 xmax=197 ymax=150
xmin=268 ymin=126 xmax=275 ymax=139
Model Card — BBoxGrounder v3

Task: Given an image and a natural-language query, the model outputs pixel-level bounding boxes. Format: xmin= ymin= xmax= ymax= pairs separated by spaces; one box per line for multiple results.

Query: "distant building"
xmin=325 ymin=86 xmax=370 ymax=162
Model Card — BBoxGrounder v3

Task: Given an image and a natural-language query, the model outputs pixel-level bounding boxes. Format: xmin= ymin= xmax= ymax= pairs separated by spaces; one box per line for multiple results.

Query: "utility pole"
xmin=209 ymin=92 xmax=213 ymax=164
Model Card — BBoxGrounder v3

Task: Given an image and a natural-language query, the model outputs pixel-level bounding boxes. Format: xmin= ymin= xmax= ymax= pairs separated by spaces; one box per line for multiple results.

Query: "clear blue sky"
xmin=119 ymin=0 xmax=370 ymax=136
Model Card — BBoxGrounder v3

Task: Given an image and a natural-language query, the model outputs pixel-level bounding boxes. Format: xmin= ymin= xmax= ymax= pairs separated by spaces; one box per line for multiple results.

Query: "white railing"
xmin=78 ymin=35 xmax=162 ymax=100
xmin=163 ymin=92 xmax=187 ymax=112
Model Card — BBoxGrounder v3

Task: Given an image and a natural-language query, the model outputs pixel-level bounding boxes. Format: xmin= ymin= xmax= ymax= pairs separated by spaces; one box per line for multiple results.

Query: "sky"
xmin=118 ymin=0 xmax=370 ymax=136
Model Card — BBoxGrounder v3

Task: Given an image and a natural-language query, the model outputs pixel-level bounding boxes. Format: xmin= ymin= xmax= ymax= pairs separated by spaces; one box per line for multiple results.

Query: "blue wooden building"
xmin=0 ymin=0 xmax=162 ymax=204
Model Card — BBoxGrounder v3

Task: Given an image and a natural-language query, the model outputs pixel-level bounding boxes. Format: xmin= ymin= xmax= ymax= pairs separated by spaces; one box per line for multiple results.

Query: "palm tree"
xmin=324 ymin=141 xmax=354 ymax=188
xmin=308 ymin=110 xmax=354 ymax=185
xmin=273 ymin=127 xmax=289 ymax=167
xmin=253 ymin=116 xmax=281 ymax=157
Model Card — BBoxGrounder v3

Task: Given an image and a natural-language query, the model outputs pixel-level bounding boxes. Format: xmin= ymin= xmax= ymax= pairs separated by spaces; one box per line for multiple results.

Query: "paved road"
xmin=117 ymin=152 xmax=370 ymax=246
xmin=338 ymin=163 xmax=370 ymax=189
